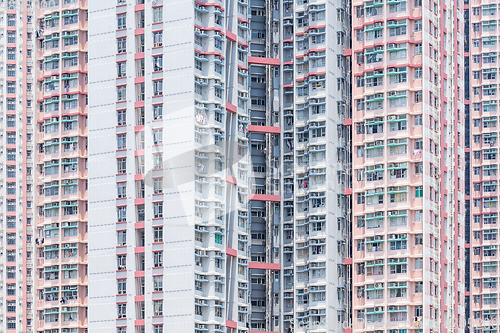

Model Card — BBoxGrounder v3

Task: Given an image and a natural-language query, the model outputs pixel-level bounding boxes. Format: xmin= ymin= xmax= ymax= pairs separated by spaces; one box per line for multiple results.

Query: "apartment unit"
xmin=35 ymin=0 xmax=88 ymax=332
xmin=469 ymin=1 xmax=500 ymax=332
xmin=0 ymin=1 xmax=37 ymax=332
xmin=245 ymin=0 xmax=352 ymax=331
xmin=351 ymin=0 xmax=466 ymax=332
xmin=87 ymin=0 xmax=250 ymax=332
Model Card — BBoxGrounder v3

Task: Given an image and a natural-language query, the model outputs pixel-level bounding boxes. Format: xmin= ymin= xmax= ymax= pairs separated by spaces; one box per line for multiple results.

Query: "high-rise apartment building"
xmin=26 ymin=0 xmax=478 ymax=332
xmin=0 ymin=0 xmax=37 ymax=332
xmin=35 ymin=0 xmax=88 ymax=332
xmin=351 ymin=0 xmax=466 ymax=332
xmin=469 ymin=1 xmax=500 ymax=331
xmin=246 ymin=0 xmax=352 ymax=331
xmin=87 ymin=0 xmax=352 ymax=331
xmin=87 ymin=0 xmax=250 ymax=332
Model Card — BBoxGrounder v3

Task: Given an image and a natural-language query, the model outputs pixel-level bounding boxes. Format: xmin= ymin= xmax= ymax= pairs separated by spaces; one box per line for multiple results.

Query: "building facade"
xmin=35 ymin=0 xmax=88 ymax=332
xmin=246 ymin=0 xmax=352 ymax=331
xmin=469 ymin=1 xmax=500 ymax=332
xmin=87 ymin=0 xmax=250 ymax=332
xmin=0 ymin=0 xmax=37 ymax=332
xmin=82 ymin=0 xmax=474 ymax=333
xmin=351 ymin=0 xmax=466 ymax=332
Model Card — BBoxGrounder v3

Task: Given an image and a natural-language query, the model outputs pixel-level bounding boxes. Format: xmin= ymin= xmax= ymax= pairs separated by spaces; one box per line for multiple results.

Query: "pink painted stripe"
xmin=134 ymin=52 xmax=145 ymax=60
xmin=135 ymin=247 xmax=145 ymax=254
xmin=226 ymin=174 xmax=237 ymax=185
xmin=226 ymin=102 xmax=237 ymax=113
xmin=249 ymin=262 xmax=281 ymax=270
xmin=135 ymin=198 xmax=145 ymax=205
xmin=248 ymin=56 xmax=280 ymax=66
xmin=343 ymin=258 xmax=352 ymax=265
xmin=248 ymin=125 xmax=280 ymax=134
xmin=226 ymin=320 xmax=238 ymax=329
xmin=226 ymin=247 xmax=237 ymax=257
xmin=343 ymin=49 xmax=352 ymax=56
xmin=226 ymin=30 xmax=237 ymax=42
xmin=343 ymin=188 xmax=352 ymax=195
xmin=344 ymin=119 xmax=352 ymax=126
xmin=249 ymin=194 xmax=280 ymax=202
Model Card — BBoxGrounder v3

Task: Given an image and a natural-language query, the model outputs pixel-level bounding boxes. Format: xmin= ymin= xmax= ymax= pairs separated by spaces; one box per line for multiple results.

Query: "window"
xmin=153 ymin=7 xmax=163 ymax=22
xmin=415 ymin=257 xmax=423 ymax=269
xmin=153 ymin=300 xmax=163 ymax=316
xmin=117 ymin=62 xmax=126 ymax=78
xmin=415 ymin=186 xmax=423 ymax=198
xmin=117 ymin=13 xmax=126 ymax=29
xmin=388 ymin=20 xmax=407 ymax=37
xmin=117 ymin=134 xmax=126 ymax=150
xmin=414 ymin=67 xmax=422 ymax=79
xmin=414 ymin=19 xmax=422 ymax=32
xmin=153 ymin=80 xmax=163 ymax=96
xmin=154 ymin=153 xmax=163 ymax=170
xmin=153 ymin=104 xmax=163 ymax=120
xmin=153 ymin=31 xmax=163 ymax=47
xmin=117 ymin=206 xmax=127 ymax=222
xmin=389 ymin=258 xmax=407 ymax=274
xmin=117 ymin=85 xmax=126 ymax=101
xmin=153 ymin=55 xmax=163 ymax=71
xmin=117 ymin=110 xmax=126 ymax=125
xmin=153 ymin=202 xmax=163 ymax=218
xmin=117 ymin=279 xmax=126 ymax=295
xmin=153 ymin=129 xmax=163 ymax=145
xmin=154 ymin=251 xmax=163 ymax=267
xmin=153 ymin=275 xmax=163 ymax=291
xmin=414 ymin=114 xmax=422 ymax=126
xmin=117 ymin=230 xmax=126 ymax=246
xmin=414 ymin=43 xmax=422 ymax=55
xmin=117 ymin=158 xmax=126 ymax=174
xmin=414 ymin=91 xmax=422 ymax=103
xmin=117 ymin=303 xmax=126 ymax=318
xmin=153 ymin=226 xmax=163 ymax=242
xmin=153 ymin=178 xmax=163 ymax=194
xmin=117 ymin=38 xmax=126 ymax=53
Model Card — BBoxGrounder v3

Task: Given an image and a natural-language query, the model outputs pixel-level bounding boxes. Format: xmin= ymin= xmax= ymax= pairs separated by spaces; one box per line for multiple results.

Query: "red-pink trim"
xmin=248 ymin=125 xmax=280 ymax=134
xmin=226 ymin=320 xmax=238 ymax=329
xmin=226 ymin=30 xmax=237 ymax=42
xmin=226 ymin=102 xmax=237 ymax=113
xmin=226 ymin=247 xmax=237 ymax=257
xmin=225 ymin=174 xmax=237 ymax=185
xmin=248 ymin=262 xmax=281 ymax=270
xmin=248 ymin=56 xmax=280 ymax=66
xmin=249 ymin=194 xmax=280 ymax=202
